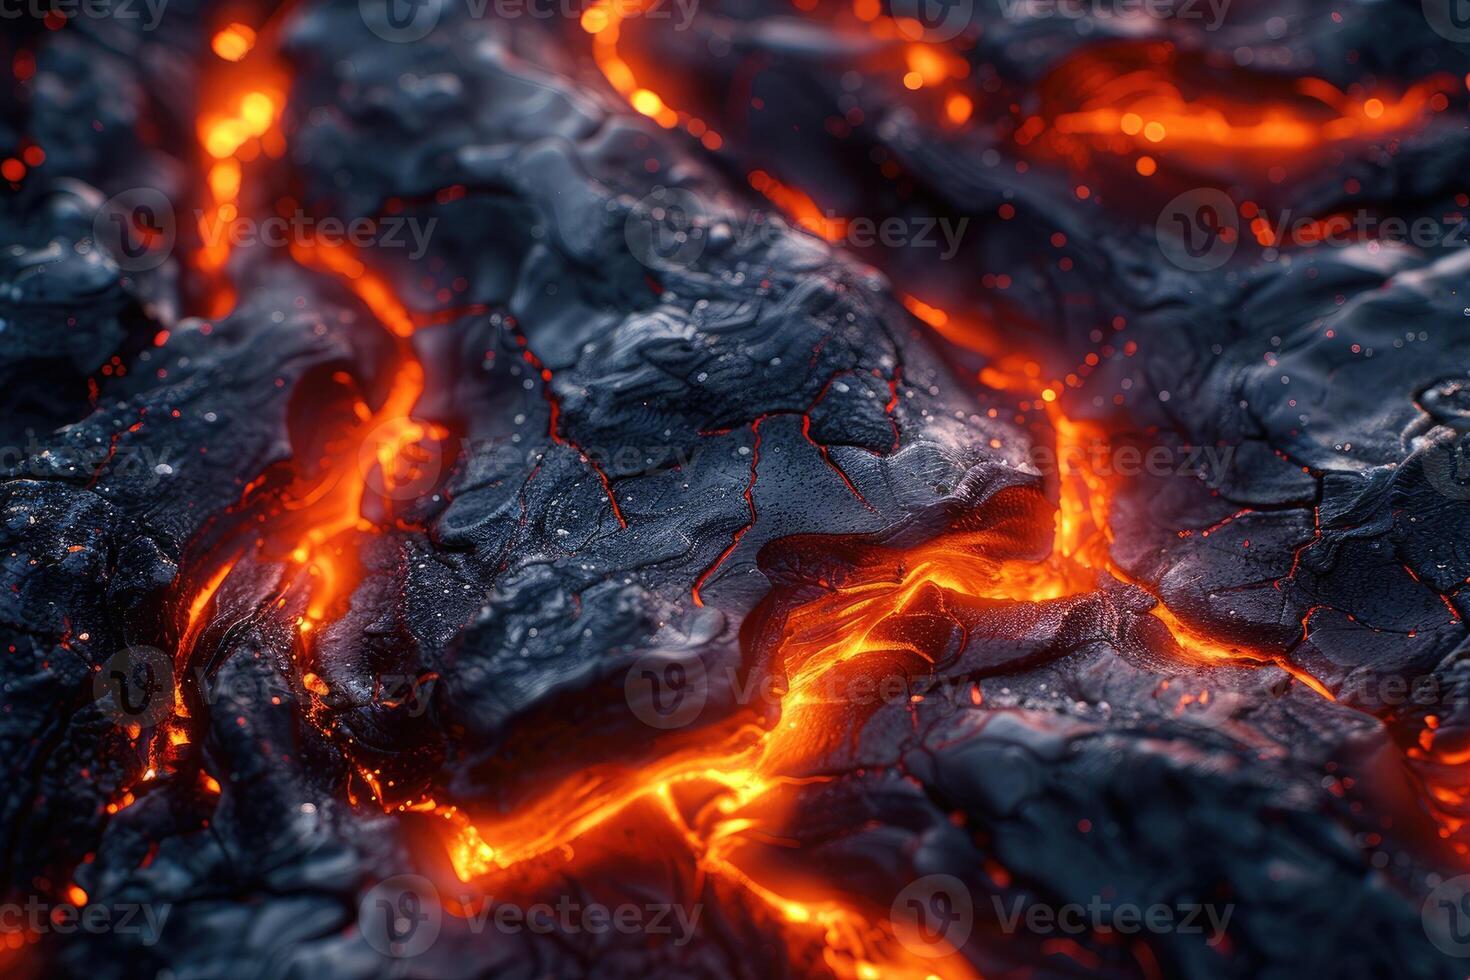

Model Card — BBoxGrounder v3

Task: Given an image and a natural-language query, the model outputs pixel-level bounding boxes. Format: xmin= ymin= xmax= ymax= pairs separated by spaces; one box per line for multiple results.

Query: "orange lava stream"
xmin=749 ymin=170 xmax=848 ymax=242
xmin=1408 ymin=719 xmax=1470 ymax=858
xmin=1051 ymin=72 xmax=1446 ymax=153
xmin=186 ymin=16 xmax=446 ymax=645
xmin=419 ymin=280 xmax=1349 ymax=968
xmin=1027 ymin=45 xmax=1455 ymax=179
xmin=147 ymin=11 xmax=1371 ymax=975
xmin=398 ymin=17 xmax=1356 ymax=975
xmin=161 ymin=24 xmax=446 ymax=747
xmin=580 ymin=0 xmax=968 ymax=191
xmin=195 ymin=38 xmax=287 ymax=320
xmin=289 ymin=238 xmax=416 ymax=338
xmin=901 ymin=295 xmax=1002 ymax=358
xmin=581 ymin=0 xmax=723 ymax=149
xmin=411 ymin=329 xmax=1295 ymax=978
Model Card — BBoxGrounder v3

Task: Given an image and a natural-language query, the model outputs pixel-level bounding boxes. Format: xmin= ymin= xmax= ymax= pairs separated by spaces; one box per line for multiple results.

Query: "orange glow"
xmin=905 ymin=45 xmax=954 ymax=86
xmin=748 ymin=170 xmax=848 ymax=242
xmin=581 ymin=0 xmax=721 ymax=146
xmin=902 ymin=294 xmax=1001 ymax=356
xmin=1410 ymin=725 xmax=1470 ymax=855
xmin=194 ymin=39 xmax=285 ymax=311
xmin=1046 ymin=50 xmax=1449 ymax=160
xmin=160 ymin=22 xmax=446 ymax=819
xmin=423 ymin=697 xmax=973 ymax=977
xmin=273 ymin=338 xmax=441 ymax=631
xmin=207 ymin=159 xmax=241 ymax=203
xmin=66 ymin=885 xmax=87 ymax=907
xmin=945 ymin=92 xmax=973 ymax=126
xmin=580 ymin=6 xmax=609 ymax=32
xmin=211 ymin=24 xmax=256 ymax=62
xmin=180 ymin=558 xmax=239 ymax=658
xmin=199 ymin=89 xmax=278 ymax=160
xmin=290 ymin=238 xmax=416 ymax=338
xmin=150 ymin=15 xmax=1388 ymax=977
xmin=416 ymin=308 xmax=1314 ymax=979
xmin=630 ymin=87 xmax=677 ymax=128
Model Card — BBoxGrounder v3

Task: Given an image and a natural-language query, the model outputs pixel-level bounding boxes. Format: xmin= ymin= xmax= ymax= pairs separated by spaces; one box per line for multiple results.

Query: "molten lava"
xmin=92 ymin=6 xmax=1455 ymax=978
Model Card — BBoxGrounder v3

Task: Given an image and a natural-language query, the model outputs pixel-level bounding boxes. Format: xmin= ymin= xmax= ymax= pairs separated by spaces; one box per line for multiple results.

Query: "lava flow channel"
xmin=403 ymin=352 xmax=1324 ymax=980
xmin=129 ymin=18 xmax=449 ymax=801
xmin=376 ymin=16 xmax=1379 ymax=975
xmin=151 ymin=24 xmax=971 ymax=979
xmin=87 ymin=6 xmax=1448 ymax=980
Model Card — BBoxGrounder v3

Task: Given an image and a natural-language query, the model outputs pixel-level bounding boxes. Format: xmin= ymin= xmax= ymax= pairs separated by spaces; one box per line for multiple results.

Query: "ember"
xmin=2 ymin=0 xmax=1470 ymax=977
